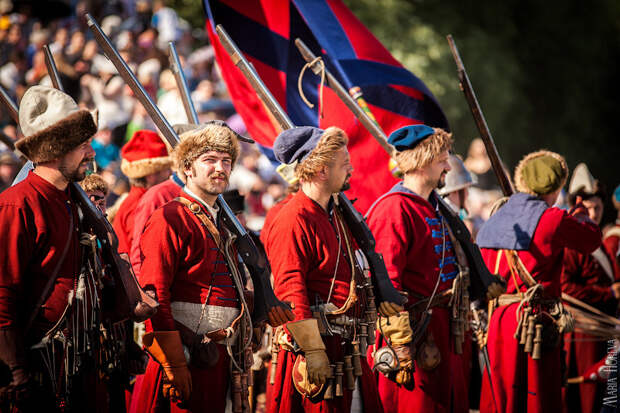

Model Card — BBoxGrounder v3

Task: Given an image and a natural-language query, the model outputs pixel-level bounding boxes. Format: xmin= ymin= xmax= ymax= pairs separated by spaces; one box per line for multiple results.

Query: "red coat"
xmin=478 ymin=198 xmax=601 ymax=413
xmin=113 ymin=185 xmax=146 ymax=254
xmin=0 ymin=171 xmax=80 ymax=339
xmin=129 ymin=176 xmax=182 ymax=276
xmin=365 ymin=184 xmax=468 ymax=413
xmin=561 ymin=245 xmax=618 ymax=413
xmin=264 ymin=190 xmax=383 ymax=413
xmin=134 ymin=190 xmax=240 ymax=413
xmin=603 ymin=221 xmax=620 ymax=265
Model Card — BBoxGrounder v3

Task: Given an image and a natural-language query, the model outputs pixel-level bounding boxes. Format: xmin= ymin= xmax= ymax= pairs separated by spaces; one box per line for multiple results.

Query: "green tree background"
xmin=183 ymin=0 xmax=620 ymax=220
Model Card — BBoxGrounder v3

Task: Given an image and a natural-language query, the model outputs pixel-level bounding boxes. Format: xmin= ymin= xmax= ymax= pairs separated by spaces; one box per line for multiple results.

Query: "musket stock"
xmin=446 ymin=35 xmax=514 ymax=196
xmin=217 ymin=26 xmax=405 ymax=308
xmin=88 ymin=14 xmax=292 ymax=327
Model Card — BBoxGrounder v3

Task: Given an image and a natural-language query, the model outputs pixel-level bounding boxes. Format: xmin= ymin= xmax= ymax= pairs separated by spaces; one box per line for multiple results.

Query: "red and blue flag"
xmin=203 ymin=0 xmax=448 ymax=213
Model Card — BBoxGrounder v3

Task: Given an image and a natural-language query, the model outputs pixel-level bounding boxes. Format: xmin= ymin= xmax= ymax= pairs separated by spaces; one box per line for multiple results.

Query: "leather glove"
xmin=377 ymin=312 xmax=413 ymax=346
xmin=143 ymin=331 xmax=192 ymax=402
xmin=286 ymin=319 xmax=331 ymax=386
xmin=267 ymin=302 xmax=295 ymax=327
xmin=0 ymin=328 xmax=31 ymax=404
xmin=393 ymin=345 xmax=414 ymax=389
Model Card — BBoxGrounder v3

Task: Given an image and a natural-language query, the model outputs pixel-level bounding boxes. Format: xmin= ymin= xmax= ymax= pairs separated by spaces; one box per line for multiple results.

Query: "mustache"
xmin=210 ymin=173 xmax=228 ymax=180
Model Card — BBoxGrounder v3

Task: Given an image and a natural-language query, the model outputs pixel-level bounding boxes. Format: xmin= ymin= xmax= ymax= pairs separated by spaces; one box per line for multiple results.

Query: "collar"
xmin=182 ymin=186 xmax=219 ymax=221
xmin=171 ymin=173 xmax=184 ymax=187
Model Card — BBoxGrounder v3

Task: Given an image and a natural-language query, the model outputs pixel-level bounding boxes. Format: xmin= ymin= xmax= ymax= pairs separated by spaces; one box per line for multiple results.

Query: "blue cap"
xmin=614 ymin=185 xmax=620 ymax=203
xmin=388 ymin=124 xmax=435 ymax=151
xmin=273 ymin=126 xmax=324 ymax=164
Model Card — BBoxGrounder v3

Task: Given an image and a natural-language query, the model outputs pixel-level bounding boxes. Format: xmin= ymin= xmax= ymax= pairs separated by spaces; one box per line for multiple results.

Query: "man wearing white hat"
xmin=0 ymin=85 xmax=116 ymax=411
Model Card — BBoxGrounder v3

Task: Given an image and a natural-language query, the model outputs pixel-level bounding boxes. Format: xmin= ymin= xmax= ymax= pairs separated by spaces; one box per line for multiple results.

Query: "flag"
xmin=203 ymin=0 xmax=448 ymax=213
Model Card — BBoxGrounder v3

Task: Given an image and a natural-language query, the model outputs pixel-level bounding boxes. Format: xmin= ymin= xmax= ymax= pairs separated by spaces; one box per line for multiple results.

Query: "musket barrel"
xmin=446 ymin=35 xmax=514 ymax=196
xmin=168 ymin=42 xmax=200 ymax=124
xmin=0 ymin=85 xmax=18 ymax=123
xmin=294 ymin=38 xmax=395 ymax=157
xmin=86 ymin=13 xmax=179 ymax=148
xmin=43 ymin=45 xmax=64 ymax=91
xmin=215 ymin=25 xmax=295 ymax=131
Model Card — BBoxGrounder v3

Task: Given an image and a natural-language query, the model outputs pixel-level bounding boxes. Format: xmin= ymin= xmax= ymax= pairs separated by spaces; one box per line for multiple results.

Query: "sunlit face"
xmin=583 ymin=196 xmax=604 ymax=225
xmin=326 ymin=146 xmax=353 ymax=193
xmin=424 ymin=150 xmax=451 ymax=189
xmin=58 ymin=138 xmax=95 ymax=182
xmin=88 ymin=190 xmax=107 ymax=214
xmin=184 ymin=151 xmax=232 ymax=197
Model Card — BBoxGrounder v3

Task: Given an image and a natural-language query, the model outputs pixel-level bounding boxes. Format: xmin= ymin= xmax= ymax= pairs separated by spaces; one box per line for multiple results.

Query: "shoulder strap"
xmin=504 ymin=249 xmax=538 ymax=289
xmin=174 ymin=197 xmax=221 ymax=247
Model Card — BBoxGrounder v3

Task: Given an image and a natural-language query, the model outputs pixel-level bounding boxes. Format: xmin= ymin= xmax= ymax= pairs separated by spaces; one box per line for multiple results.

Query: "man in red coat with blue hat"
xmin=264 ymin=126 xmax=395 ymax=413
xmin=476 ymin=150 xmax=602 ymax=413
xmin=365 ymin=124 xmax=469 ymax=413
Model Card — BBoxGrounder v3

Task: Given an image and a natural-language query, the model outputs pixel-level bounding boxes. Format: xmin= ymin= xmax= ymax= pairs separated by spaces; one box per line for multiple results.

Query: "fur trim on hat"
xmin=121 ymin=155 xmax=172 ymax=179
xmin=15 ymin=110 xmax=97 ymax=163
xmin=514 ymin=150 xmax=568 ymax=195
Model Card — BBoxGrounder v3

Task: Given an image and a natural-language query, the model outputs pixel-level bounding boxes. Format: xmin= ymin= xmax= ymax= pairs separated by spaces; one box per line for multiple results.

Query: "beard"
xmin=339 ymin=173 xmax=352 ymax=192
xmin=194 ymin=166 xmax=229 ymax=195
xmin=59 ymin=157 xmax=92 ymax=182
xmin=436 ymin=170 xmax=448 ymax=189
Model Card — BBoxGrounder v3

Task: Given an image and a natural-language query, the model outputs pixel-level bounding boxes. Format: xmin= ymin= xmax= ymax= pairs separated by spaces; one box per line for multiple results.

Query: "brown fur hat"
xmin=16 ymin=86 xmax=97 ymax=163
xmin=514 ymin=150 xmax=568 ymax=196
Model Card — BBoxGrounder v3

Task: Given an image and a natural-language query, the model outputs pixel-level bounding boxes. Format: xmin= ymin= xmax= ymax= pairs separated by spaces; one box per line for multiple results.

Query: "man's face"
xmin=185 ymin=151 xmax=232 ymax=196
xmin=424 ymin=150 xmax=451 ymax=189
xmin=583 ymin=196 xmax=604 ymax=225
xmin=326 ymin=146 xmax=353 ymax=193
xmin=58 ymin=138 xmax=96 ymax=182
xmin=88 ymin=190 xmax=107 ymax=214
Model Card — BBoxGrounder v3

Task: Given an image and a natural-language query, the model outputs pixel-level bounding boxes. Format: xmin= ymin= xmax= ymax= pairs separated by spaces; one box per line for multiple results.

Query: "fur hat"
xmin=514 ymin=150 xmax=568 ymax=196
xmin=173 ymin=121 xmax=241 ymax=174
xmin=120 ymin=130 xmax=171 ymax=179
xmin=16 ymin=86 xmax=97 ymax=163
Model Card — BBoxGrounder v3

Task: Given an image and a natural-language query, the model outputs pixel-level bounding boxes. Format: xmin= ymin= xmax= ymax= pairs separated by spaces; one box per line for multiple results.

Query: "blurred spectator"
xmin=0 ymin=150 xmax=19 ymax=192
xmin=464 ymin=138 xmax=498 ymax=191
xmin=92 ymin=121 xmax=120 ymax=170
xmin=151 ymin=0 xmax=179 ymax=49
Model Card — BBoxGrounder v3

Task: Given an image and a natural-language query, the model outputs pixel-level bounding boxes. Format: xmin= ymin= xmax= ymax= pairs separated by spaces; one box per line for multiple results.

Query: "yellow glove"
xmin=379 ymin=301 xmax=404 ymax=317
xmin=377 ymin=311 xmax=413 ymax=345
xmin=287 ymin=319 xmax=331 ymax=386
xmin=143 ymin=331 xmax=192 ymax=402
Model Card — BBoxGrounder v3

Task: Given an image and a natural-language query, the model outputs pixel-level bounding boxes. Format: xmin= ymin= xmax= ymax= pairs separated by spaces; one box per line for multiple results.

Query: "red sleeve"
xmin=0 ymin=205 xmax=32 ymax=328
xmin=561 ymin=249 xmax=613 ymax=303
xmin=138 ymin=207 xmax=184 ymax=331
xmin=268 ymin=216 xmax=314 ymax=321
xmin=604 ymin=235 xmax=619 ymax=263
xmin=552 ymin=209 xmax=602 ymax=254
xmin=366 ymin=197 xmax=412 ymax=291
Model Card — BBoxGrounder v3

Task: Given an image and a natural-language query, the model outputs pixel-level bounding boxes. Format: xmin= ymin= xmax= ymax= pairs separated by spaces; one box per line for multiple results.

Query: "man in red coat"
xmin=135 ymin=122 xmax=253 ymax=413
xmin=476 ymin=151 xmax=602 ymax=413
xmin=0 ymin=85 xmax=105 ymax=410
xmin=113 ymin=129 xmax=171 ymax=254
xmin=264 ymin=126 xmax=393 ymax=413
xmin=561 ymin=163 xmax=620 ymax=413
xmin=366 ymin=125 xmax=469 ymax=413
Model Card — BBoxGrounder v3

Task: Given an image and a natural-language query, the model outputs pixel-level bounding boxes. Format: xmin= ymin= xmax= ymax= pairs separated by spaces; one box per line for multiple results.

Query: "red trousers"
xmin=563 ymin=331 xmax=606 ymax=413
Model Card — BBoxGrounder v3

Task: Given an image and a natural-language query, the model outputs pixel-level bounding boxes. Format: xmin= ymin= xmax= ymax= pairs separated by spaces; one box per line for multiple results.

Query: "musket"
xmin=87 ymin=14 xmax=293 ymax=328
xmin=446 ymin=35 xmax=514 ymax=196
xmin=0 ymin=85 xmax=18 ymax=123
xmin=216 ymin=25 xmax=406 ymax=309
xmin=43 ymin=45 xmax=64 ymax=91
xmin=294 ymin=38 xmax=505 ymax=301
xmin=168 ymin=42 xmax=199 ymax=125
xmin=42 ymin=41 xmax=158 ymax=323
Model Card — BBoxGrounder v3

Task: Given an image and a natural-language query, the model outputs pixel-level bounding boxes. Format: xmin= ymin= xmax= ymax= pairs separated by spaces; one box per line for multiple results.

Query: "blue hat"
xmin=614 ymin=185 xmax=620 ymax=203
xmin=388 ymin=124 xmax=435 ymax=151
xmin=273 ymin=126 xmax=324 ymax=164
